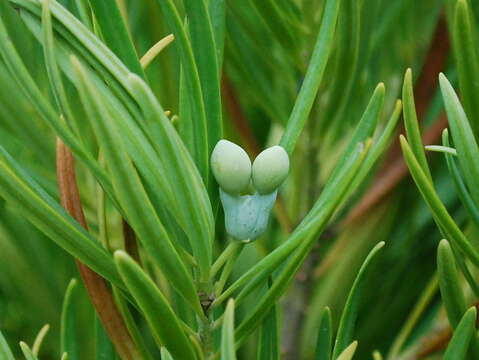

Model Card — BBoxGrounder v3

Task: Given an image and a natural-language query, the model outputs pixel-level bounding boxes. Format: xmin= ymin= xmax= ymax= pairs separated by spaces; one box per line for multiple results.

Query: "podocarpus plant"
xmin=0 ymin=0 xmax=478 ymax=359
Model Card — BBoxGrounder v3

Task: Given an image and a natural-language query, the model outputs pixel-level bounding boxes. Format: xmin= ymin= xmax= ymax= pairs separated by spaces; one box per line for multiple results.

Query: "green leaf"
xmin=41 ymin=0 xmax=76 ymax=133
xmin=425 ymin=145 xmax=458 ymax=156
xmin=71 ymin=57 xmax=202 ymax=314
xmin=61 ymin=279 xmax=80 ymax=360
xmin=183 ymin=0 xmax=222 ymax=154
xmin=314 ymin=307 xmax=332 ymax=360
xmin=87 ymin=0 xmax=144 ymax=77
xmin=221 ymin=299 xmax=236 ymax=360
xmin=250 ymin=0 xmax=296 ymax=48
xmin=444 ymin=307 xmax=477 ymax=360
xmin=348 ymin=99 xmax=402 ymax=192
xmin=0 ymin=146 xmax=123 ymax=286
xmin=0 ymin=0 xmax=114 ymax=199
xmin=11 ymin=0 xmax=141 ymax=121
xmin=111 ymin=287 xmax=153 ymax=360
xmin=32 ymin=324 xmax=50 ymax=356
xmin=327 ymin=83 xmax=385 ymax=195
xmin=400 ymin=136 xmax=479 ymax=268
xmin=437 ymin=240 xmax=468 ymax=327
xmin=153 ymin=0 xmax=209 ymax=181
xmin=20 ymin=342 xmax=39 ymax=360
xmin=336 ymin=341 xmax=358 ymax=360
xmin=208 ymin=0 xmax=226 ymax=70
xmin=402 ymin=68 xmax=432 ymax=180
xmin=442 ymin=129 xmax=479 ymax=228
xmin=450 ymin=0 xmax=479 ymax=139
xmin=0 ymin=329 xmax=15 ymax=360
xmin=439 ymin=73 xmax=479 ymax=206
xmin=280 ymin=0 xmax=341 ymax=155
xmin=114 ymin=251 xmax=197 ymax=360
xmin=160 ymin=348 xmax=174 ymax=360
xmin=24 ymin=9 xmax=213 ymax=282
xmin=127 ymin=74 xmax=214 ymax=283
xmin=94 ymin=316 xmax=117 ymax=360
xmin=257 ymin=279 xmax=280 ymax=360
xmin=332 ymin=242 xmax=384 ymax=358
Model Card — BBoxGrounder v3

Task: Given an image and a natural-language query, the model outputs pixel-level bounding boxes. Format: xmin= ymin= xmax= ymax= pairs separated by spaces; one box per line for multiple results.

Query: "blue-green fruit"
xmin=252 ymin=145 xmax=289 ymax=194
xmin=211 ymin=140 xmax=252 ymax=194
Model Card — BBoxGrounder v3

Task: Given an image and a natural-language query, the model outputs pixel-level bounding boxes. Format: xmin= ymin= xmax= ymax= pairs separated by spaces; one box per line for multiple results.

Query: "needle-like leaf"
xmin=114 ymin=251 xmax=197 ymax=360
xmin=221 ymin=299 xmax=236 ymax=360
xmin=444 ymin=307 xmax=477 ymax=360
xmin=332 ymin=243 xmax=384 ymax=358
xmin=280 ymin=0 xmax=341 ymax=155
xmin=315 ymin=307 xmax=332 ymax=360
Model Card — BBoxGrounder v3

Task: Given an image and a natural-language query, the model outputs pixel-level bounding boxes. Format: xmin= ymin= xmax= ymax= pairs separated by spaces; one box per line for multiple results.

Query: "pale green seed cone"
xmin=252 ymin=145 xmax=290 ymax=194
xmin=211 ymin=140 xmax=252 ymax=194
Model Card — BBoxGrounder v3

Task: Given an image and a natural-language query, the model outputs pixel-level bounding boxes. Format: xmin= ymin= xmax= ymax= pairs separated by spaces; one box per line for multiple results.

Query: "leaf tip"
xmin=375 ymin=82 xmax=386 ymax=96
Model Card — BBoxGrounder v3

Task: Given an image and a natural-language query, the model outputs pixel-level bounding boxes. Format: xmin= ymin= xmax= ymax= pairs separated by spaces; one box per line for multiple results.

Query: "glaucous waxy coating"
xmin=220 ymin=189 xmax=277 ymax=242
xmin=211 ymin=140 xmax=252 ymax=194
xmin=252 ymin=145 xmax=290 ymax=194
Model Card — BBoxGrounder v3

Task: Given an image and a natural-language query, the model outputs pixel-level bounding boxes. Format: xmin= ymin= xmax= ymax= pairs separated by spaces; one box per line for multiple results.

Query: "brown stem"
xmin=56 ymin=138 xmax=140 ymax=360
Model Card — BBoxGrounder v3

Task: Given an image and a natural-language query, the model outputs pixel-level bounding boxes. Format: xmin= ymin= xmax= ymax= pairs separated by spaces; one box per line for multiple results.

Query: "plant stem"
xmin=199 ymin=314 xmax=214 ymax=360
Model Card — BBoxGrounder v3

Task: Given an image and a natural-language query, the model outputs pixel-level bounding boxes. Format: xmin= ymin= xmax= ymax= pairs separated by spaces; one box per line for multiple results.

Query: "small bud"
xmin=211 ymin=140 xmax=252 ymax=194
xmin=252 ymin=145 xmax=289 ymax=194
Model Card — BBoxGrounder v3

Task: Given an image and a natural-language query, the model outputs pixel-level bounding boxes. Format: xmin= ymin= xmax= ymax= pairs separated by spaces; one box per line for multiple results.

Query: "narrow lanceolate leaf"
xmin=208 ymin=0 xmax=226 ymax=70
xmin=153 ymin=0 xmax=209 ymax=181
xmin=71 ymin=58 xmax=202 ymax=314
xmin=257 ymin=283 xmax=280 ymax=360
xmin=0 ymin=330 xmax=14 ymax=360
xmin=20 ymin=342 xmax=39 ymax=360
xmin=94 ymin=316 xmax=116 ymax=360
xmin=128 ymin=74 xmax=214 ymax=283
xmin=444 ymin=307 xmax=477 ymax=360
xmin=442 ymin=129 xmax=479 ymax=228
xmin=451 ymin=0 xmax=479 ymax=138
xmin=324 ymin=83 xmax=384 ymax=194
xmin=160 ymin=348 xmax=174 ymax=360
xmin=336 ymin=341 xmax=358 ymax=360
xmin=41 ymin=0 xmax=76 ymax=134
xmin=61 ymin=279 xmax=80 ymax=360
xmin=348 ymin=99 xmax=402 ymax=193
xmin=10 ymin=0 xmax=140 ymax=119
xmin=250 ymin=0 xmax=296 ymax=48
xmin=280 ymin=0 xmax=341 ymax=155
xmin=400 ymin=136 xmax=479 ymax=268
xmin=32 ymin=324 xmax=50 ymax=356
xmin=437 ymin=240 xmax=468 ymax=328
xmin=87 ymin=0 xmax=144 ymax=77
xmin=439 ymin=73 xmax=479 ymax=206
xmin=221 ymin=299 xmax=236 ymax=360
xmin=183 ymin=0 xmax=222 ymax=154
xmin=332 ymin=242 xmax=384 ymax=359
xmin=114 ymin=251 xmax=197 ymax=360
xmin=0 ymin=146 xmax=123 ymax=287
xmin=0 ymin=0 xmax=114 ymax=199
xmin=402 ymin=68 xmax=432 ymax=180
xmin=315 ymin=307 xmax=332 ymax=360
